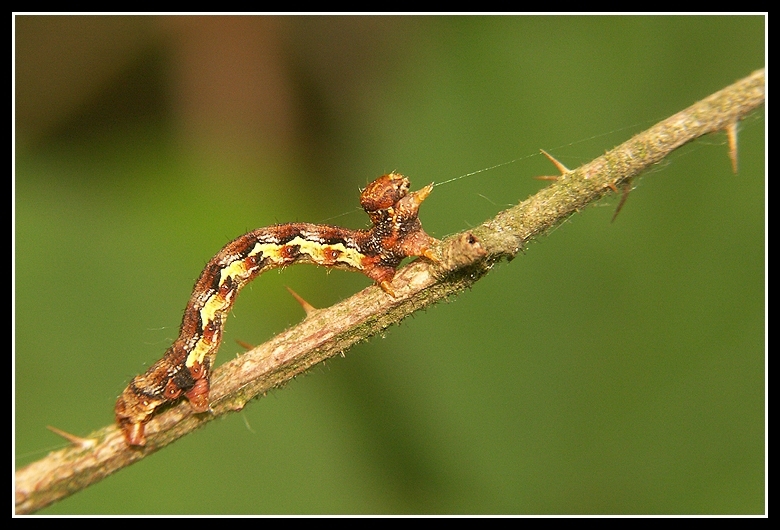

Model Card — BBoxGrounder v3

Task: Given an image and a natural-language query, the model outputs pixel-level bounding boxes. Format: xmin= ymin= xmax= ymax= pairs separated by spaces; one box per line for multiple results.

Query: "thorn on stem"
xmin=46 ymin=425 xmax=96 ymax=449
xmin=540 ymin=149 xmax=571 ymax=174
xmin=235 ymin=339 xmax=256 ymax=351
xmin=285 ymin=286 xmax=318 ymax=316
xmin=611 ymin=181 xmax=632 ymax=223
xmin=725 ymin=121 xmax=739 ymax=174
xmin=379 ymin=280 xmax=396 ymax=298
xmin=534 ymin=149 xmax=571 ymax=181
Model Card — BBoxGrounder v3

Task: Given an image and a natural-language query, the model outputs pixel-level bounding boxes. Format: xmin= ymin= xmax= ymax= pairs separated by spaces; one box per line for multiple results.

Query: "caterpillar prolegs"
xmin=115 ymin=173 xmax=438 ymax=446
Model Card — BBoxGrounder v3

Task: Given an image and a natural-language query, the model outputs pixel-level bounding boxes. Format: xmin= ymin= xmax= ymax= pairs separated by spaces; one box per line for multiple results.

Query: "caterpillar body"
xmin=115 ymin=173 xmax=438 ymax=446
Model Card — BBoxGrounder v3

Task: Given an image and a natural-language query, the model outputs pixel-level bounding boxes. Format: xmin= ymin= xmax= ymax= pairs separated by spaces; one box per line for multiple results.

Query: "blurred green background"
xmin=14 ymin=15 xmax=765 ymax=514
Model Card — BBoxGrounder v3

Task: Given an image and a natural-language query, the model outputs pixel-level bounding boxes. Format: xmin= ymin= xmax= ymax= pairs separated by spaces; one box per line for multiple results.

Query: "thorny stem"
xmin=15 ymin=68 xmax=764 ymax=515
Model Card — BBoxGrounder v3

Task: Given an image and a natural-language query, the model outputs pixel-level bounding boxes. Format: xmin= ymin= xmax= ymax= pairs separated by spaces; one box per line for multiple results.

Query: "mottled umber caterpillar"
xmin=115 ymin=173 xmax=438 ymax=446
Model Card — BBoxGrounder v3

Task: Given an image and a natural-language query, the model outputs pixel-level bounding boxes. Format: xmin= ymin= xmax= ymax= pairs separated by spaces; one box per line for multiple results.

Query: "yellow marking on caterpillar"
xmin=253 ymin=237 xmax=365 ymax=269
xmin=296 ymin=238 xmax=365 ymax=269
xmin=187 ymin=239 xmax=365 ymax=368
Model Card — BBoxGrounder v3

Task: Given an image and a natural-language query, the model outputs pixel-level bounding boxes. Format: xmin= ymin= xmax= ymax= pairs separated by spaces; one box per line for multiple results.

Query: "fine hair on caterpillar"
xmin=115 ymin=173 xmax=438 ymax=446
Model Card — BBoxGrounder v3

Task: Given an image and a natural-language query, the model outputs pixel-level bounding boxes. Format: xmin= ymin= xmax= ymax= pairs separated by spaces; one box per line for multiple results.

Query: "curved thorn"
xmin=285 ymin=286 xmax=318 ymax=316
xmin=46 ymin=425 xmax=96 ymax=449
xmin=540 ymin=149 xmax=571 ymax=175
xmin=611 ymin=181 xmax=632 ymax=223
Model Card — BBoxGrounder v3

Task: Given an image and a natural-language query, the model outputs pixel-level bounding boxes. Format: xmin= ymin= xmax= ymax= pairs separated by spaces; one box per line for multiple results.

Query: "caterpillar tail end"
xmin=119 ymin=418 xmax=147 ymax=447
xmin=114 ymin=386 xmax=158 ymax=447
xmin=115 ymin=397 xmax=149 ymax=447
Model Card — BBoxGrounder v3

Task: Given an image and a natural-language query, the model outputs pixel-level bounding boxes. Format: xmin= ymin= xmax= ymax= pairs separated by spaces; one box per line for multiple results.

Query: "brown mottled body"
xmin=115 ymin=173 xmax=437 ymax=446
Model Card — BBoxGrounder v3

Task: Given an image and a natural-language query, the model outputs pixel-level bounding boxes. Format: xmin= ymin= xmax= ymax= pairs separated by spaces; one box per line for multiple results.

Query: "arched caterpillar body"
xmin=115 ymin=173 xmax=438 ymax=446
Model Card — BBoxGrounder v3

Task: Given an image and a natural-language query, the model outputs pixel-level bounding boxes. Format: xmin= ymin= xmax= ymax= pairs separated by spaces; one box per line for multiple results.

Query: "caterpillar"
xmin=115 ymin=173 xmax=438 ymax=446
